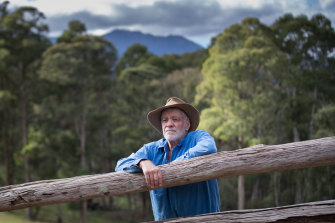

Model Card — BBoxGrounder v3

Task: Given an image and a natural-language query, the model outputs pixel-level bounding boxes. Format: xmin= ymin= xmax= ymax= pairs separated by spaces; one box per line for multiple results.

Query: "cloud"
xmin=13 ymin=0 xmax=334 ymax=46
xmin=47 ymin=0 xmax=279 ymax=36
xmin=319 ymin=0 xmax=335 ymax=9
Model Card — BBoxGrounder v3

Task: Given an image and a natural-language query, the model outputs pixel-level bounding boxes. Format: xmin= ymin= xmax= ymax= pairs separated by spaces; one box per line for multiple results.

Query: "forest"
xmin=0 ymin=1 xmax=334 ymax=222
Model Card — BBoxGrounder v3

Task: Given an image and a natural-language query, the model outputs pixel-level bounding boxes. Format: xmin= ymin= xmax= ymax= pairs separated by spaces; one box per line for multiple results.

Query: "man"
xmin=115 ymin=97 xmax=220 ymax=220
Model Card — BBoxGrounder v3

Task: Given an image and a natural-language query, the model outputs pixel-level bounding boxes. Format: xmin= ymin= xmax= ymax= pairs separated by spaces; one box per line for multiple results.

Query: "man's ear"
xmin=186 ymin=120 xmax=191 ymax=131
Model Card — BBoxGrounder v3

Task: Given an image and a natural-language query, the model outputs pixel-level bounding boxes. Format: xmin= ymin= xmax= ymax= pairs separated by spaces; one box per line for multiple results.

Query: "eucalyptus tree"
xmin=272 ymin=13 xmax=335 ymax=204
xmin=196 ymin=18 xmax=290 ymax=210
xmin=0 ymin=3 xmax=50 ymax=219
xmin=160 ymin=67 xmax=203 ymax=103
xmin=272 ymin=13 xmax=335 ymax=141
xmin=114 ymin=43 xmax=153 ymax=75
xmin=0 ymin=1 xmax=14 ymax=186
xmin=39 ymin=21 xmax=117 ymax=223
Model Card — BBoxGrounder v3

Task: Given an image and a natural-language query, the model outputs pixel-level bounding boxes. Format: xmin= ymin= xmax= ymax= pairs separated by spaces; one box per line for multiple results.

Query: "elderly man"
xmin=115 ymin=97 xmax=220 ymax=220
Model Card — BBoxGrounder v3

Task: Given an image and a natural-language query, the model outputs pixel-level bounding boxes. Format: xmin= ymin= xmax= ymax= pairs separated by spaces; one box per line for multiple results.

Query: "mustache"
xmin=163 ymin=128 xmax=176 ymax=133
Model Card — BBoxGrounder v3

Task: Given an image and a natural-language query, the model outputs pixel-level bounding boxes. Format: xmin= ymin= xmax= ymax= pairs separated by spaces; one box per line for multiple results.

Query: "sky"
xmin=9 ymin=0 xmax=335 ymax=47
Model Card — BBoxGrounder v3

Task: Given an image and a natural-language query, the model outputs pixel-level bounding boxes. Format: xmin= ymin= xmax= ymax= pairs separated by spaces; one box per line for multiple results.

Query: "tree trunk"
xmin=293 ymin=127 xmax=300 ymax=142
xmin=127 ymin=194 xmax=132 ymax=210
xmin=309 ymin=87 xmax=317 ymax=139
xmin=57 ymin=204 xmax=62 ymax=223
xmin=21 ymin=66 xmax=33 ymax=220
xmin=292 ymin=86 xmax=300 ymax=142
xmin=273 ymin=172 xmax=280 ymax=206
xmin=237 ymin=135 xmax=245 ymax=210
xmin=21 ymin=67 xmax=30 ymax=182
xmin=237 ymin=175 xmax=245 ymax=210
xmin=142 ymin=192 xmax=148 ymax=219
xmin=78 ymin=119 xmax=87 ymax=223
xmin=77 ymin=93 xmax=87 ymax=223
xmin=77 ymin=117 xmax=86 ymax=168
xmin=250 ymin=178 xmax=259 ymax=202
xmin=108 ymin=197 xmax=114 ymax=210
xmin=295 ymin=173 xmax=302 ymax=203
xmin=80 ymin=200 xmax=87 ymax=223
xmin=3 ymin=107 xmax=13 ymax=185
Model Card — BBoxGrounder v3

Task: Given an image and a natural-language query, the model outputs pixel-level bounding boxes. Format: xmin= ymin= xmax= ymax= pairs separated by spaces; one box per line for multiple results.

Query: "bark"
xmin=250 ymin=178 xmax=259 ymax=202
xmin=237 ymin=134 xmax=245 ymax=210
xmin=309 ymin=87 xmax=317 ymax=139
xmin=57 ymin=204 xmax=62 ymax=223
xmin=108 ymin=197 xmax=114 ymax=210
xmin=21 ymin=65 xmax=33 ymax=220
xmin=292 ymin=86 xmax=300 ymax=142
xmin=142 ymin=192 xmax=147 ymax=218
xmin=3 ymin=107 xmax=13 ymax=185
xmin=152 ymin=200 xmax=335 ymax=223
xmin=0 ymin=136 xmax=334 ymax=211
xmin=293 ymin=127 xmax=300 ymax=142
xmin=237 ymin=175 xmax=245 ymax=210
xmin=295 ymin=174 xmax=302 ymax=203
xmin=74 ymin=92 xmax=88 ymax=223
xmin=273 ymin=172 xmax=280 ymax=206
xmin=75 ymin=116 xmax=86 ymax=168
xmin=80 ymin=200 xmax=87 ymax=223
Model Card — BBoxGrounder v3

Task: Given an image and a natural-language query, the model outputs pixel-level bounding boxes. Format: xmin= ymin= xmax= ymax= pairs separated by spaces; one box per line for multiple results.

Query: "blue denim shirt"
xmin=115 ymin=130 xmax=221 ymax=220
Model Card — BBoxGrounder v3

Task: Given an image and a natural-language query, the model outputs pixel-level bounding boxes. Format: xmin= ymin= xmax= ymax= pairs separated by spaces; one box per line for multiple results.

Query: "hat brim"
xmin=147 ymin=103 xmax=200 ymax=133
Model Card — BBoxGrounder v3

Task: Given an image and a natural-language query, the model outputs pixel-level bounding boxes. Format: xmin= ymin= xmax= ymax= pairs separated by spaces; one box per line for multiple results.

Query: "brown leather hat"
xmin=147 ymin=97 xmax=200 ymax=133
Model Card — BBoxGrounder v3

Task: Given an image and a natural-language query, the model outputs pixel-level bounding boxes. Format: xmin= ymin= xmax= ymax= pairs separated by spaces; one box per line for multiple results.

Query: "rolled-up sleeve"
xmin=173 ymin=130 xmax=217 ymax=162
xmin=115 ymin=145 xmax=150 ymax=173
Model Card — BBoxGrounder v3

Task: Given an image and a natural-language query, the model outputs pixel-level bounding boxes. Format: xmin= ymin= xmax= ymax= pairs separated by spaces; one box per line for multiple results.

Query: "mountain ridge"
xmin=49 ymin=29 xmax=203 ymax=57
xmin=102 ymin=29 xmax=203 ymax=56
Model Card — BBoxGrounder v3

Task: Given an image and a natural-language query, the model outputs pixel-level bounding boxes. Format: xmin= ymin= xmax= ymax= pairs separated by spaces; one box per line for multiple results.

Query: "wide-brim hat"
xmin=147 ymin=97 xmax=200 ymax=133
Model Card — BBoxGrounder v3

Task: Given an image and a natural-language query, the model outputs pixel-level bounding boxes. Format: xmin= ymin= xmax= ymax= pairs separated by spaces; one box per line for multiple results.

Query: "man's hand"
xmin=139 ymin=160 xmax=162 ymax=189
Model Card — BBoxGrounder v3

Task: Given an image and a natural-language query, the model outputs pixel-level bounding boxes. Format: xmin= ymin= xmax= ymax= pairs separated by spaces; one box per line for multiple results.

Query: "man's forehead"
xmin=161 ymin=108 xmax=184 ymax=117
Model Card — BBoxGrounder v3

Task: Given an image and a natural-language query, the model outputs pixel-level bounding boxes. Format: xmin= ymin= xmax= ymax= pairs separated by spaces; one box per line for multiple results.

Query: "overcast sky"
xmin=10 ymin=0 xmax=335 ymax=47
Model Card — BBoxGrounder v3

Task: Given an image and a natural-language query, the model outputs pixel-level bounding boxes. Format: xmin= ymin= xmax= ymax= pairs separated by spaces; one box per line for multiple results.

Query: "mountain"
xmin=103 ymin=29 xmax=203 ymax=57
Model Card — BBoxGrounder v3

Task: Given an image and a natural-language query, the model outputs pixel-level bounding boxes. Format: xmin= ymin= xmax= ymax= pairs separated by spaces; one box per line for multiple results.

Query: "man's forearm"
xmin=139 ymin=160 xmax=162 ymax=188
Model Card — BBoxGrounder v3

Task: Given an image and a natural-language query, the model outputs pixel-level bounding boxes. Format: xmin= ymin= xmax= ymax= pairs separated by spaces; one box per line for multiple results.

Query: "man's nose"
xmin=166 ymin=119 xmax=173 ymax=126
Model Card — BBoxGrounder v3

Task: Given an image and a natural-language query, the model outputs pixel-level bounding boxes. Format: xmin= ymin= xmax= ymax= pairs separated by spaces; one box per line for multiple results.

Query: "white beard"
xmin=163 ymin=127 xmax=186 ymax=143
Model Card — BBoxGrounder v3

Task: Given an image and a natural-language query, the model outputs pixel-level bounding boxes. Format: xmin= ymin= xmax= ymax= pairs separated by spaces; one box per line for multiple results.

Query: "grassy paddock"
xmin=0 ymin=201 xmax=137 ymax=223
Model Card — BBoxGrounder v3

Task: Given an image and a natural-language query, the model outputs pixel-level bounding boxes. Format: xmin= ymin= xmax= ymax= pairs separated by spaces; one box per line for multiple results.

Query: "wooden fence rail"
xmin=154 ymin=200 xmax=335 ymax=223
xmin=0 ymin=136 xmax=335 ymax=212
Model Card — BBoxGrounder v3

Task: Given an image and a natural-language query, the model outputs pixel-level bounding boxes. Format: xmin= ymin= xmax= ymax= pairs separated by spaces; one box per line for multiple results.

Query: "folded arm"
xmin=115 ymin=145 xmax=162 ymax=189
xmin=174 ymin=130 xmax=217 ymax=162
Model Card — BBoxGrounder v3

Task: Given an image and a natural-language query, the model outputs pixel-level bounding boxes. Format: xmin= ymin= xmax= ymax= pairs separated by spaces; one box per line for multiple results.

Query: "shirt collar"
xmin=157 ymin=138 xmax=166 ymax=150
xmin=157 ymin=133 xmax=189 ymax=150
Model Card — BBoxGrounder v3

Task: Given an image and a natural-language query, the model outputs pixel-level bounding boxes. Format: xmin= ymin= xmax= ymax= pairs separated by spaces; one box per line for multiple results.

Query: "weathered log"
xmin=152 ymin=200 xmax=335 ymax=223
xmin=0 ymin=136 xmax=335 ymax=211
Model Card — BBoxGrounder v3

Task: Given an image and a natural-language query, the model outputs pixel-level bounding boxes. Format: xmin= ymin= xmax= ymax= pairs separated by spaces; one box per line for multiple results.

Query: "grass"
xmin=0 ymin=212 xmax=45 ymax=223
xmin=0 ymin=203 xmax=138 ymax=223
xmin=0 ymin=194 xmax=153 ymax=222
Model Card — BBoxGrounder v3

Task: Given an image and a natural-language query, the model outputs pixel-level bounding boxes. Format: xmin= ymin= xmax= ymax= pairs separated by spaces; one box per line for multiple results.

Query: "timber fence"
xmin=0 ymin=136 xmax=335 ymax=222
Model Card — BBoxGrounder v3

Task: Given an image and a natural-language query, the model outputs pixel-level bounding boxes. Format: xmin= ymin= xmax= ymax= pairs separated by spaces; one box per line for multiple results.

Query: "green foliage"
xmin=38 ymin=26 xmax=118 ymax=178
xmin=198 ymin=17 xmax=287 ymax=147
xmin=119 ymin=64 xmax=163 ymax=80
xmin=272 ymin=13 xmax=335 ymax=141
xmin=57 ymin=20 xmax=86 ymax=43
xmin=114 ymin=43 xmax=152 ymax=74
xmin=313 ymin=104 xmax=335 ymax=138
